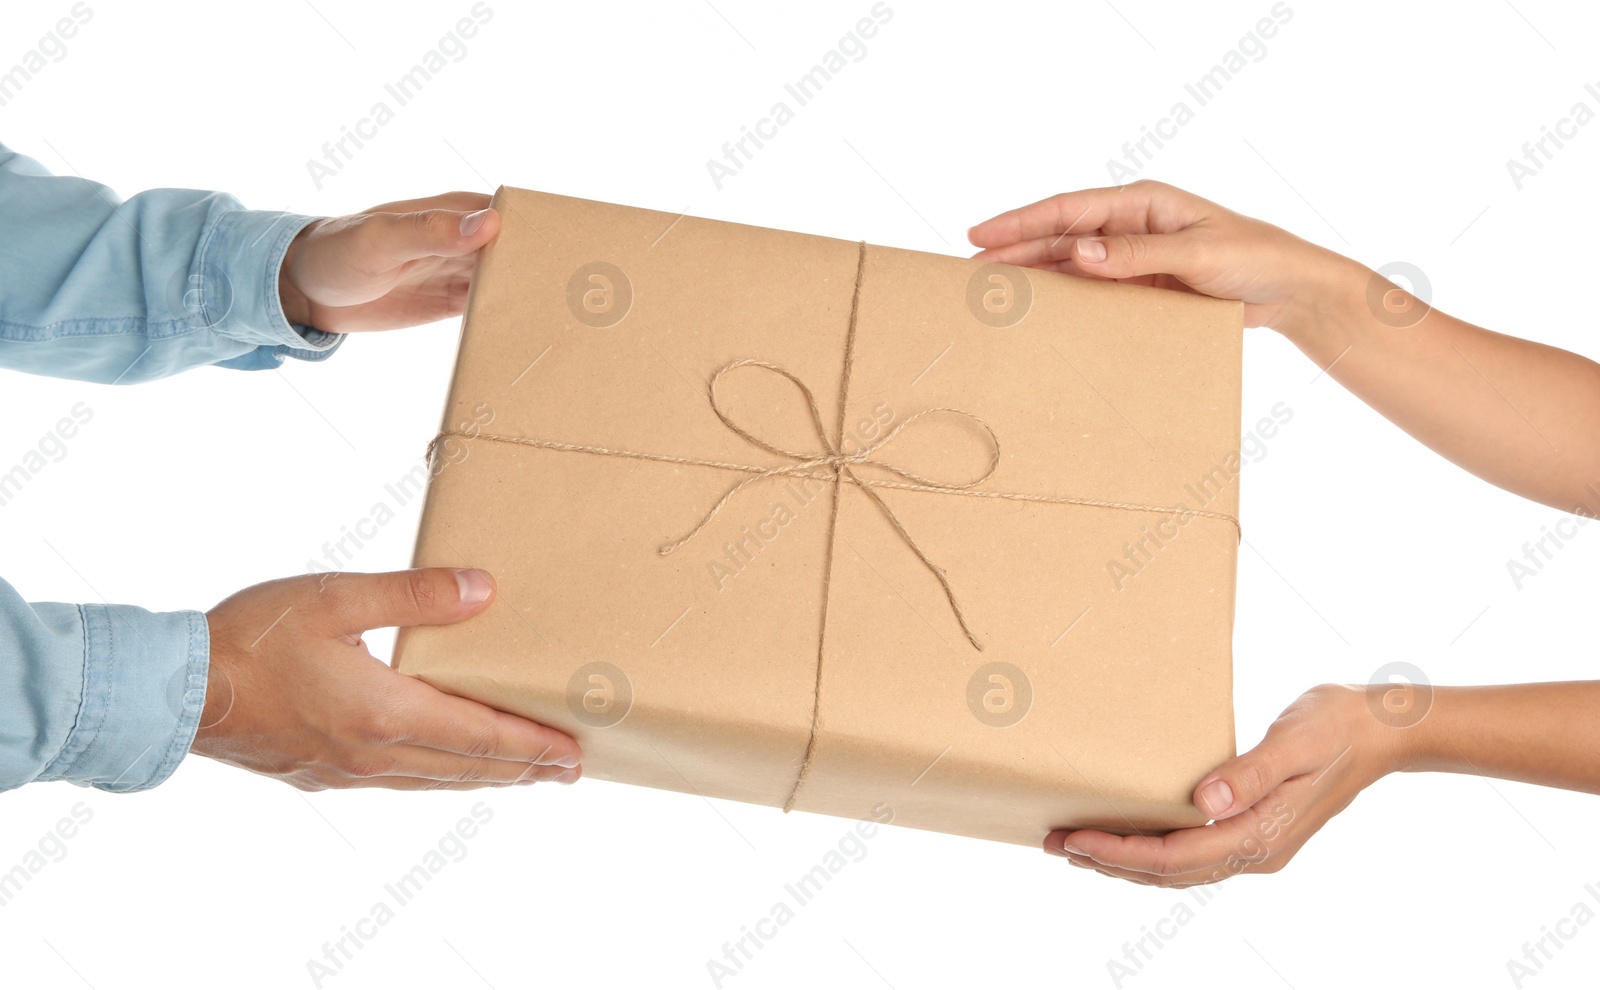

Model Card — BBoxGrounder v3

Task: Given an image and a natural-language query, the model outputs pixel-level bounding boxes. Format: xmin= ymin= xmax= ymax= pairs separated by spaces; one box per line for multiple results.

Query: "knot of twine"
xmin=656 ymin=358 xmax=1000 ymax=651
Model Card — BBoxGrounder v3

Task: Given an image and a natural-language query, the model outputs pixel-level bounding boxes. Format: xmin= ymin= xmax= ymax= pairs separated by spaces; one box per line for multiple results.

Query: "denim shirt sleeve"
xmin=0 ymin=578 xmax=208 ymax=792
xmin=0 ymin=140 xmax=344 ymax=383
xmin=0 ymin=142 xmax=330 ymax=791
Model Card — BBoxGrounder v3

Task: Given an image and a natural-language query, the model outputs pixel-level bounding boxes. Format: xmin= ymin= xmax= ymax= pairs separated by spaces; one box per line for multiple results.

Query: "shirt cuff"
xmin=196 ymin=208 xmax=346 ymax=368
xmin=40 ymin=605 xmax=209 ymax=792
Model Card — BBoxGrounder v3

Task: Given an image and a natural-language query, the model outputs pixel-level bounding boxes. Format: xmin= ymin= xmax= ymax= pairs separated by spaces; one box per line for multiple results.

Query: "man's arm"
xmin=0 ymin=141 xmax=341 ymax=383
xmin=0 ymin=575 xmax=206 ymax=792
xmin=0 ymin=147 xmax=567 ymax=794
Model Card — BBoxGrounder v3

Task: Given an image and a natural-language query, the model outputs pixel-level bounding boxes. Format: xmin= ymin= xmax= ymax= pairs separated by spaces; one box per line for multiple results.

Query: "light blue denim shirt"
xmin=0 ymin=141 xmax=341 ymax=792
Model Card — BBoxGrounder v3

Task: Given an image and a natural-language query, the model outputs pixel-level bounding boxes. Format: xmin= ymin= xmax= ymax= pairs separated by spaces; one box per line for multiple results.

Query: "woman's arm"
xmin=969 ymin=180 xmax=1600 ymax=515
xmin=1399 ymin=681 xmax=1600 ymax=792
xmin=1041 ymin=681 xmax=1600 ymax=885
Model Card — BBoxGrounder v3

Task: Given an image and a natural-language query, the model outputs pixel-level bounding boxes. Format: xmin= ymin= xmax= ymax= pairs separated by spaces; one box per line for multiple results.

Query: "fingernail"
xmin=1077 ymin=238 xmax=1107 ymax=263
xmin=515 ymin=776 xmax=538 ymax=786
xmin=551 ymin=753 xmax=581 ymax=768
xmin=555 ymin=768 xmax=580 ymax=784
xmin=1198 ymin=778 xmax=1234 ymax=817
xmin=460 ymin=209 xmax=490 ymax=238
xmin=455 ymin=568 xmax=493 ymax=605
xmin=1061 ymin=842 xmax=1088 ymax=857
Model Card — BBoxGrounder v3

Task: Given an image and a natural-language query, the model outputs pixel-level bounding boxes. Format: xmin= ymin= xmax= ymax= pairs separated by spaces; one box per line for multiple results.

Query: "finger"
xmin=311 ymin=568 xmax=497 ymax=637
xmin=1192 ymin=715 xmax=1323 ymax=820
xmin=1068 ymin=229 xmax=1206 ymax=283
xmin=362 ymin=191 xmax=491 ymax=215
xmin=345 ymin=745 xmax=577 ymax=785
xmin=1049 ymin=802 xmax=1286 ymax=877
xmin=967 ymin=180 xmax=1205 ymax=248
xmin=389 ymin=676 xmax=583 ymax=768
xmin=360 ymin=206 xmax=501 ymax=267
xmin=331 ymin=767 xmax=580 ymax=791
xmin=1059 ymin=852 xmax=1230 ymax=888
xmin=971 ymin=232 xmax=1099 ymax=267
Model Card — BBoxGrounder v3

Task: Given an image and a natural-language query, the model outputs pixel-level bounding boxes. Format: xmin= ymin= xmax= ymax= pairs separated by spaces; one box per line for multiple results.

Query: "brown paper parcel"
xmin=393 ymin=186 xmax=1243 ymax=847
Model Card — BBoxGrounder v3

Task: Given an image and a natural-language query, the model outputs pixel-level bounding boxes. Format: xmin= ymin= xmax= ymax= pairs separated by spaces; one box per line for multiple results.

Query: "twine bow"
xmin=656 ymin=358 xmax=1000 ymax=651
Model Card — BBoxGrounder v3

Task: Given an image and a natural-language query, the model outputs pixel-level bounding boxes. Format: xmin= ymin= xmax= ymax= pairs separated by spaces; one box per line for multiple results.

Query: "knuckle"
xmin=353 ymin=707 xmax=401 ymax=745
xmin=462 ymin=719 xmax=502 ymax=760
xmin=344 ymin=754 xmax=396 ymax=779
xmin=402 ymin=569 xmax=439 ymax=615
xmin=351 ymin=214 xmax=395 ymax=256
xmin=315 ymin=571 xmax=361 ymax=615
xmin=410 ymin=209 xmax=449 ymax=240
xmin=294 ymin=772 xmax=333 ymax=792
xmin=1236 ymin=757 xmax=1274 ymax=799
xmin=458 ymin=758 xmax=494 ymax=783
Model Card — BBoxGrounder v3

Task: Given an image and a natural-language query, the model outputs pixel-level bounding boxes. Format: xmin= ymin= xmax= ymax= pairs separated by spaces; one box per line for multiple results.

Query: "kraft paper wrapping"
xmin=393 ymin=186 xmax=1243 ymax=846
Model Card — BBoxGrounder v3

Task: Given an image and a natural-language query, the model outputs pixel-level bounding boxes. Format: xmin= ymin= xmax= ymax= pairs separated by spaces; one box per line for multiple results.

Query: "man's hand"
xmin=1044 ymin=684 xmax=1400 ymax=886
xmin=194 ymin=567 xmax=581 ymax=791
xmin=278 ymin=192 xmax=501 ymax=332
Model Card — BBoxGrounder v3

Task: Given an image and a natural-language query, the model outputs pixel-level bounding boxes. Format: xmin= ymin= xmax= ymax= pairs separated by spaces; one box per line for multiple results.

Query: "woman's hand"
xmin=278 ymin=191 xmax=500 ymax=332
xmin=967 ymin=178 xmax=1358 ymax=332
xmin=1045 ymin=684 xmax=1406 ymax=886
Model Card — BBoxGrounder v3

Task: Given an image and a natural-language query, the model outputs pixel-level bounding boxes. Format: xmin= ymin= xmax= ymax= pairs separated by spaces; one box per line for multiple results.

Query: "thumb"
xmin=314 ymin=568 xmax=497 ymax=636
xmin=368 ymin=207 xmax=500 ymax=266
xmin=1192 ymin=718 xmax=1317 ymax=820
xmin=1071 ymin=230 xmax=1196 ymax=281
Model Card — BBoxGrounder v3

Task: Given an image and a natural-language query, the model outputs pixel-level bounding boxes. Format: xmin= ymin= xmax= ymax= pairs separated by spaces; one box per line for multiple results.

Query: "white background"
xmin=2 ymin=1 xmax=1598 ymax=987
